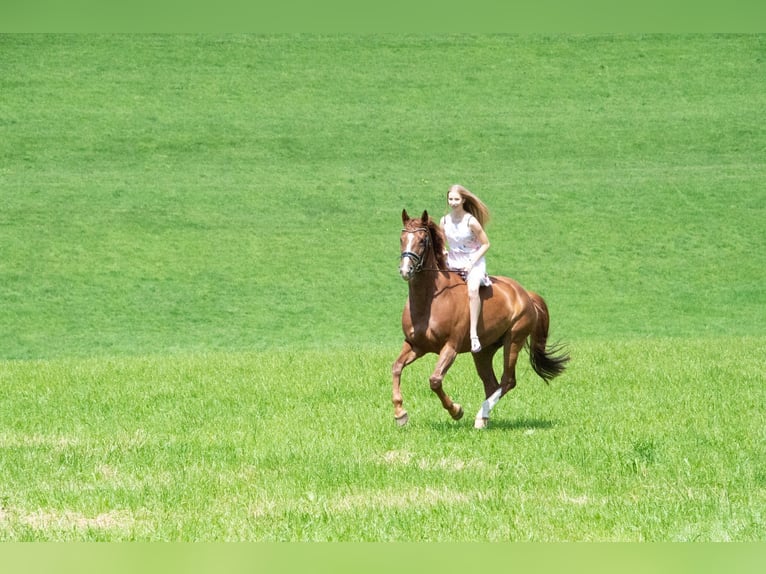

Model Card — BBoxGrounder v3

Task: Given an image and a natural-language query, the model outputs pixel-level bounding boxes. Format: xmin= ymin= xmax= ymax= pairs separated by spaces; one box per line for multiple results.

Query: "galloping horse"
xmin=393 ymin=209 xmax=569 ymax=428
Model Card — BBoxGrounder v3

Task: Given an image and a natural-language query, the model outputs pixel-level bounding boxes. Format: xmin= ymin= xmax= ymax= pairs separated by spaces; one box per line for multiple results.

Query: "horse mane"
xmin=423 ymin=216 xmax=448 ymax=270
xmin=403 ymin=209 xmax=448 ymax=271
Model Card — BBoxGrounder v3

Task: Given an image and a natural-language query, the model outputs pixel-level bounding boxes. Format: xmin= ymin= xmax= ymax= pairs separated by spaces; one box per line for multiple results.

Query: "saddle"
xmin=451 ymin=268 xmax=493 ymax=287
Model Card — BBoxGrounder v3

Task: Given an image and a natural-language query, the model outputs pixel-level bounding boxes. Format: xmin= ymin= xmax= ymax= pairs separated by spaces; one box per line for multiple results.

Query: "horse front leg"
xmin=392 ymin=341 xmax=422 ymax=426
xmin=430 ymin=345 xmax=463 ymax=421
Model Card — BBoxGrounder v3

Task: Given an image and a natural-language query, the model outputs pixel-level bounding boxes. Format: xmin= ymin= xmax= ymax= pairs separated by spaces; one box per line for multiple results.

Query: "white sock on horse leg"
xmin=478 ymin=387 xmax=503 ymax=420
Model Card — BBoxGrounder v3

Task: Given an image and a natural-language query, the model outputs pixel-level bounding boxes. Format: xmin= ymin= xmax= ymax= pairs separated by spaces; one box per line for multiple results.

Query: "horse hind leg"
xmin=471 ymin=345 xmax=501 ymax=399
xmin=474 ymin=336 xmax=523 ymax=429
xmin=471 ymin=346 xmax=501 ymax=429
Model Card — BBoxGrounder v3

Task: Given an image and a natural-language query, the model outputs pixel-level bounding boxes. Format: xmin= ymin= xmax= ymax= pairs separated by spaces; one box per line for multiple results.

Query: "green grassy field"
xmin=1 ymin=34 xmax=764 ymax=541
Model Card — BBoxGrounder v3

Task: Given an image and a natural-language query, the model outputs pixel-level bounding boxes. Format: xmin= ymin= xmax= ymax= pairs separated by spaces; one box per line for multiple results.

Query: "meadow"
xmin=0 ymin=34 xmax=764 ymax=541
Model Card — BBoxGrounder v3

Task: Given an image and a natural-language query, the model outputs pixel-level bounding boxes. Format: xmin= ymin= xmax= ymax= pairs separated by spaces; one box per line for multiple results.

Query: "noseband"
xmin=400 ymin=227 xmax=430 ymax=274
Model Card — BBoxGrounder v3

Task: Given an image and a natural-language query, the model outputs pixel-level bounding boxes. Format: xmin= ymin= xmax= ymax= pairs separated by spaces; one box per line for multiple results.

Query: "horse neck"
xmin=408 ymin=245 xmax=448 ymax=298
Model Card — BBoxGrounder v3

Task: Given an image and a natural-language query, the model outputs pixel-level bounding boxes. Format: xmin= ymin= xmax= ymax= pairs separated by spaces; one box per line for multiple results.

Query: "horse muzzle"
xmin=399 ymin=261 xmax=414 ymax=281
xmin=399 ymin=251 xmax=422 ymax=281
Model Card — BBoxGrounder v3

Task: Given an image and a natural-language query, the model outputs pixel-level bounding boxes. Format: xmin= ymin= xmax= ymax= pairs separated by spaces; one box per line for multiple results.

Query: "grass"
xmin=0 ymin=339 xmax=763 ymax=541
xmin=0 ymin=34 xmax=764 ymax=540
xmin=2 ymin=34 xmax=764 ymax=359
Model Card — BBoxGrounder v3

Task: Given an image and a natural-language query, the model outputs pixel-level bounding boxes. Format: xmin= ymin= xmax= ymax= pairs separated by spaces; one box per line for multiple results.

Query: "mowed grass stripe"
xmin=1 ymin=34 xmax=764 ymax=359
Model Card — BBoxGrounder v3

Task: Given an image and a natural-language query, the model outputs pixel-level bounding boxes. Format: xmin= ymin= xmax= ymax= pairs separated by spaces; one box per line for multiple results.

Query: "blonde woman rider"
xmin=440 ymin=184 xmax=492 ymax=353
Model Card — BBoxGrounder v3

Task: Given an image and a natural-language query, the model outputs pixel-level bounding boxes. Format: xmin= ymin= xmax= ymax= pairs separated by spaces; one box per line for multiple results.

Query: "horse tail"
xmin=527 ymin=291 xmax=570 ymax=383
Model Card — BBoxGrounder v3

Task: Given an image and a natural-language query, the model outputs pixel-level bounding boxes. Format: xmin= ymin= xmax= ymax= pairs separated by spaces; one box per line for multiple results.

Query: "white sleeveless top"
xmin=442 ymin=214 xmax=481 ymax=256
xmin=441 ymin=214 xmax=491 ymax=288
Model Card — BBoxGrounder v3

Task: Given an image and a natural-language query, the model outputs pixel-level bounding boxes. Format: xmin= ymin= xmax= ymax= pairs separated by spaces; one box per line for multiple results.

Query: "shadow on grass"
xmin=484 ymin=417 xmax=555 ymax=431
xmin=428 ymin=417 xmax=555 ymax=432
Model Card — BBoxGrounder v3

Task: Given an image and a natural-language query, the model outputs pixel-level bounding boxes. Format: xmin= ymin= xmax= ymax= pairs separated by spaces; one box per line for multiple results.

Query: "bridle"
xmin=400 ymin=226 xmax=430 ymax=274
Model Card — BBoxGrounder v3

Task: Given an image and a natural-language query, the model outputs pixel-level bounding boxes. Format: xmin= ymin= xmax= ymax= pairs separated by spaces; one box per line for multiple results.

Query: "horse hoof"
xmin=474 ymin=417 xmax=489 ymax=430
xmin=395 ymin=412 xmax=409 ymax=426
xmin=451 ymin=403 xmax=464 ymax=421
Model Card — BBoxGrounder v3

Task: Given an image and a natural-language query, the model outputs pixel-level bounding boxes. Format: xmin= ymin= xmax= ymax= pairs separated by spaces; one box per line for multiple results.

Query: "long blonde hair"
xmin=448 ymin=184 xmax=491 ymax=227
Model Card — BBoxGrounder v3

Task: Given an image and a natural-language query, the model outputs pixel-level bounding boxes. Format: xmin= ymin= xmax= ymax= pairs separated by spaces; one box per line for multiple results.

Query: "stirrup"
xmin=470 ymin=336 xmax=482 ymax=353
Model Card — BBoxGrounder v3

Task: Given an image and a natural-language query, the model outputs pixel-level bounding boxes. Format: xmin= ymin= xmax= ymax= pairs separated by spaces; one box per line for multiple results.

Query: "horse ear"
xmin=421 ymin=210 xmax=429 ymax=224
xmin=402 ymin=209 xmax=410 ymax=224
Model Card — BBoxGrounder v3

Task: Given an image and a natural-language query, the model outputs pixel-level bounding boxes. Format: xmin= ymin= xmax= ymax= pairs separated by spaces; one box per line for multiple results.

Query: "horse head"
xmin=399 ymin=209 xmax=434 ymax=281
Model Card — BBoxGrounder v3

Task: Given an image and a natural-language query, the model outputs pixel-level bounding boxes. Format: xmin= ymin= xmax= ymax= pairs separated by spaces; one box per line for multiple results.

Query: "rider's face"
xmin=447 ymin=191 xmax=463 ymax=210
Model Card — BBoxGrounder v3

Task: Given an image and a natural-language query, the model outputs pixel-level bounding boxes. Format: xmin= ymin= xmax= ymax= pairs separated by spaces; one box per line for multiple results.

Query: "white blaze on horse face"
xmin=400 ymin=232 xmax=418 ymax=279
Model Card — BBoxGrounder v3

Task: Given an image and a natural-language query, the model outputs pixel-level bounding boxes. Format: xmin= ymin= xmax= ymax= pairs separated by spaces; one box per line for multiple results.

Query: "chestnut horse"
xmin=393 ymin=209 xmax=569 ymax=428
